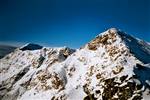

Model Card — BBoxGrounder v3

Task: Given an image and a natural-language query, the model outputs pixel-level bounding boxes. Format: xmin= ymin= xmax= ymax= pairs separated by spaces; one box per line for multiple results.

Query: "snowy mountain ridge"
xmin=0 ymin=28 xmax=150 ymax=100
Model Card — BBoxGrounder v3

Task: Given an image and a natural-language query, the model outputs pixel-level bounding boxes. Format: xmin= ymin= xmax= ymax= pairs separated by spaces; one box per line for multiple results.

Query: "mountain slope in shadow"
xmin=0 ymin=45 xmax=17 ymax=59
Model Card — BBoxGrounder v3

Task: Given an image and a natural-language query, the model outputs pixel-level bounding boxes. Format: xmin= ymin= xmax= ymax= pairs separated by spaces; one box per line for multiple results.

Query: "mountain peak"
xmin=101 ymin=28 xmax=120 ymax=35
xmin=108 ymin=28 xmax=119 ymax=33
xmin=87 ymin=28 xmax=122 ymax=50
xmin=102 ymin=27 xmax=121 ymax=35
xmin=87 ymin=28 xmax=150 ymax=64
xmin=20 ymin=43 xmax=43 ymax=51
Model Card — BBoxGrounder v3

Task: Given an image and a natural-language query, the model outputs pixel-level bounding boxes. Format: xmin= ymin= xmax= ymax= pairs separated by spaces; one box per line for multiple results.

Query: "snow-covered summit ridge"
xmin=0 ymin=28 xmax=150 ymax=100
xmin=87 ymin=28 xmax=150 ymax=63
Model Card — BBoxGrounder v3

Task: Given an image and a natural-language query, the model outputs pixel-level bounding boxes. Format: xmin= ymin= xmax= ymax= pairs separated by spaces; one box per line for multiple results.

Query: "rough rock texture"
xmin=0 ymin=28 xmax=150 ymax=100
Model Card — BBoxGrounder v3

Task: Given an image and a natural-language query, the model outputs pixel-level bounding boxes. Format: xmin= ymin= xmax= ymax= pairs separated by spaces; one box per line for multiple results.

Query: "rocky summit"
xmin=0 ymin=28 xmax=150 ymax=100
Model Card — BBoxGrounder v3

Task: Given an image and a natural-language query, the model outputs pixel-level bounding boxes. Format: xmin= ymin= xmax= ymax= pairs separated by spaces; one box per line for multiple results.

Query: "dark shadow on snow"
xmin=118 ymin=31 xmax=150 ymax=64
xmin=20 ymin=43 xmax=43 ymax=51
xmin=133 ymin=64 xmax=150 ymax=89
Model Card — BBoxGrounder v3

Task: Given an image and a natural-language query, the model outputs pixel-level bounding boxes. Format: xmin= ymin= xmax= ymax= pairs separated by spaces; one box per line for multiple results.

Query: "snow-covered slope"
xmin=0 ymin=28 xmax=150 ymax=100
xmin=0 ymin=45 xmax=75 ymax=100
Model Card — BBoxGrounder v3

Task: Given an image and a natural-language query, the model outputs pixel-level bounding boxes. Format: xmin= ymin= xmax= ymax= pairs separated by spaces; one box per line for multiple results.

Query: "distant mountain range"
xmin=0 ymin=28 xmax=150 ymax=100
xmin=0 ymin=45 xmax=17 ymax=59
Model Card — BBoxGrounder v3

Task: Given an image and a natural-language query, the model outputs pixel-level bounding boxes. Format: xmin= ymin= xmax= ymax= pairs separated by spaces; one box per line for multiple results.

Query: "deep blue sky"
xmin=0 ymin=0 xmax=150 ymax=48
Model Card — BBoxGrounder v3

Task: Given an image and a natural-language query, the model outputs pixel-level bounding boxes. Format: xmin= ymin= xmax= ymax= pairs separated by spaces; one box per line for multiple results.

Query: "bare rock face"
xmin=0 ymin=28 xmax=150 ymax=100
xmin=87 ymin=28 xmax=119 ymax=50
